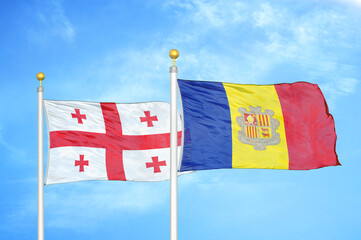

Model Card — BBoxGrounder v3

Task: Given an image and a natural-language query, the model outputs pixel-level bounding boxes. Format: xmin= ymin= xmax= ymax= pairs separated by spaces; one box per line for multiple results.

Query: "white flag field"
xmin=44 ymin=100 xmax=183 ymax=185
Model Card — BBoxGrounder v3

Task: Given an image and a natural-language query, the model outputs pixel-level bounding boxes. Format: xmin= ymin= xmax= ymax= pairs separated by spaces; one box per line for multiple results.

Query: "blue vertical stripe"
xmin=178 ymin=79 xmax=233 ymax=171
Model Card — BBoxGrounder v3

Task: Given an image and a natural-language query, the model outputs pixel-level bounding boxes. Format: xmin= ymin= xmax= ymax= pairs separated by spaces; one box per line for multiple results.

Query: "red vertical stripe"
xmin=258 ymin=115 xmax=262 ymax=126
xmin=100 ymin=103 xmax=126 ymax=180
xmin=255 ymin=127 xmax=258 ymax=138
xmin=246 ymin=126 xmax=249 ymax=137
xmin=261 ymin=115 xmax=265 ymax=127
xmin=274 ymin=83 xmax=339 ymax=170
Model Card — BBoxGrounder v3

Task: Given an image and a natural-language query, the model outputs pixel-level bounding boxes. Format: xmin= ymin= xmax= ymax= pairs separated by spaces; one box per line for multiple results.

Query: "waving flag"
xmin=44 ymin=100 xmax=182 ymax=184
xmin=178 ymin=79 xmax=340 ymax=171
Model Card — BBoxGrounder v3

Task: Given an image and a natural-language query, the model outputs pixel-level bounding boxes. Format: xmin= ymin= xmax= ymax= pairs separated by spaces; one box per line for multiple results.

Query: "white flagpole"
xmin=169 ymin=49 xmax=179 ymax=240
xmin=37 ymin=72 xmax=45 ymax=240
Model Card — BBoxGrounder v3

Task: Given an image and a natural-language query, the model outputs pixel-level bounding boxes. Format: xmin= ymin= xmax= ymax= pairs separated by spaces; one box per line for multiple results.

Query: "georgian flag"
xmin=44 ymin=100 xmax=182 ymax=185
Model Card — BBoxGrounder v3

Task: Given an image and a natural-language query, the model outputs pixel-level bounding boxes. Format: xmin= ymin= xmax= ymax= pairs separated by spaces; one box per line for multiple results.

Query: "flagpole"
xmin=37 ymin=72 xmax=45 ymax=240
xmin=169 ymin=49 xmax=179 ymax=240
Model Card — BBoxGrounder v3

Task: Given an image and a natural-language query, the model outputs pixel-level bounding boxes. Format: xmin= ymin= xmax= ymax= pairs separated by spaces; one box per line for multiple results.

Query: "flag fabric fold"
xmin=44 ymin=100 xmax=182 ymax=184
xmin=178 ymin=79 xmax=339 ymax=172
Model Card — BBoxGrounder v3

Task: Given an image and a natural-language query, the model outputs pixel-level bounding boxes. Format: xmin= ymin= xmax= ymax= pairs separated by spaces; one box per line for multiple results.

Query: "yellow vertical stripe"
xmin=223 ymin=83 xmax=289 ymax=169
xmin=265 ymin=115 xmax=269 ymax=126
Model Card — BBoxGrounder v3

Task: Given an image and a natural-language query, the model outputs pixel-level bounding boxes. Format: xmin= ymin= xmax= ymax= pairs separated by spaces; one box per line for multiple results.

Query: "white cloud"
xmin=46 ymin=0 xmax=356 ymax=107
xmin=248 ymin=3 xmax=361 ymax=106
xmin=0 ymin=127 xmax=26 ymax=160
xmin=5 ymin=181 xmax=169 ymax=231
xmin=333 ymin=0 xmax=361 ymax=7
xmin=91 ymin=47 xmax=171 ymax=103
xmin=320 ymin=77 xmax=359 ymax=108
xmin=338 ymin=78 xmax=358 ymax=93
xmin=88 ymin=1 xmax=360 ymax=107
xmin=165 ymin=0 xmax=246 ymax=28
xmin=29 ymin=0 xmax=75 ymax=43
xmin=253 ymin=2 xmax=284 ymax=27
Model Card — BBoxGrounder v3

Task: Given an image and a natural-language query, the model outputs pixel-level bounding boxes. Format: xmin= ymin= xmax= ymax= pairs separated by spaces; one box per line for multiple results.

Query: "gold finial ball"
xmin=36 ymin=72 xmax=45 ymax=81
xmin=169 ymin=49 xmax=179 ymax=60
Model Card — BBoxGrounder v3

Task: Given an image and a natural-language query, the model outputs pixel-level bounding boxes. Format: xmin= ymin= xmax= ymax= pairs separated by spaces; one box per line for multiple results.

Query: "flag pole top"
xmin=37 ymin=72 xmax=45 ymax=87
xmin=169 ymin=49 xmax=179 ymax=66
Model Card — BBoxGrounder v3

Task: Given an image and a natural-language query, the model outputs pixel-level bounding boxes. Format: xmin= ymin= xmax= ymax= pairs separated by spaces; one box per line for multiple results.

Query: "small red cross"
xmin=140 ymin=111 xmax=158 ymax=127
xmin=146 ymin=156 xmax=166 ymax=173
xmin=75 ymin=154 xmax=89 ymax=172
xmin=71 ymin=109 xmax=87 ymax=124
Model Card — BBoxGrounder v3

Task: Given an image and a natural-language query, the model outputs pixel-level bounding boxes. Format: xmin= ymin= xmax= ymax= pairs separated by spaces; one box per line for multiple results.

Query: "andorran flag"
xmin=178 ymin=79 xmax=340 ymax=171
xmin=44 ymin=100 xmax=182 ymax=184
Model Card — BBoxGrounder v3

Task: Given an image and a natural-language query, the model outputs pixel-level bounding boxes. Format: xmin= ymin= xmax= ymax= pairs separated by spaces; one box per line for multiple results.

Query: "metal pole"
xmin=37 ymin=72 xmax=45 ymax=240
xmin=169 ymin=49 xmax=179 ymax=240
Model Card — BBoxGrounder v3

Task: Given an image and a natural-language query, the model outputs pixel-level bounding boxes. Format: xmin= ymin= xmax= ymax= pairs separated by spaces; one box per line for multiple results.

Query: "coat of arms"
xmin=236 ymin=106 xmax=280 ymax=151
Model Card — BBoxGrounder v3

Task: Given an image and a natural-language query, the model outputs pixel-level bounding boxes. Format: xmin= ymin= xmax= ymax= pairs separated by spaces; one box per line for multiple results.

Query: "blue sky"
xmin=1 ymin=0 xmax=361 ymax=239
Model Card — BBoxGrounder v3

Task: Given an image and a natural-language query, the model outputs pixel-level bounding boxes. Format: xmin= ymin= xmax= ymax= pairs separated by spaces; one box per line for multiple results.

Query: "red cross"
xmin=71 ymin=108 xmax=87 ymax=124
xmin=75 ymin=154 xmax=89 ymax=172
xmin=50 ymin=103 xmax=182 ymax=180
xmin=140 ymin=111 xmax=158 ymax=127
xmin=146 ymin=156 xmax=167 ymax=173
